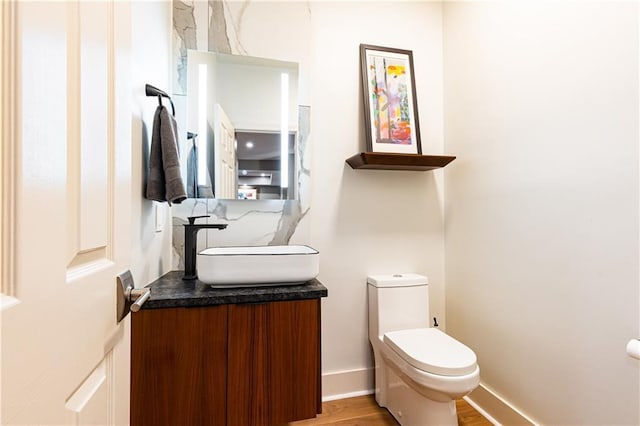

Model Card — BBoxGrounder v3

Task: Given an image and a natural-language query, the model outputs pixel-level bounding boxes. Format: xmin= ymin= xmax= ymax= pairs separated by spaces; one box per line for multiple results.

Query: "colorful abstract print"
xmin=368 ymin=55 xmax=412 ymax=145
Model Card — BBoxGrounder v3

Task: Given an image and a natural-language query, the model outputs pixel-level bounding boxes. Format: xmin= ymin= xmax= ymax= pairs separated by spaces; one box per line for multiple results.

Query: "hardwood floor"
xmin=455 ymin=399 xmax=494 ymax=426
xmin=289 ymin=394 xmax=492 ymax=426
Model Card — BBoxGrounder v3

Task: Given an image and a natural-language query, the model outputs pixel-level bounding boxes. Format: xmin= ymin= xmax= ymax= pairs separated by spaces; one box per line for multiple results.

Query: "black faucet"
xmin=183 ymin=215 xmax=228 ymax=280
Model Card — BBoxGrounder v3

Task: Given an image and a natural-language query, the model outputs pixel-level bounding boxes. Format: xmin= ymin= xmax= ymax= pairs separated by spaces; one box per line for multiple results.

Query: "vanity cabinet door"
xmin=131 ymin=306 xmax=228 ymax=426
xmin=227 ymin=299 xmax=321 ymax=425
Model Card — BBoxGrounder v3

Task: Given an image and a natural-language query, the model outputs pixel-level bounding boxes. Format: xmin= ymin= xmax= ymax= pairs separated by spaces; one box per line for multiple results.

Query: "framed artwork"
xmin=360 ymin=44 xmax=421 ymax=154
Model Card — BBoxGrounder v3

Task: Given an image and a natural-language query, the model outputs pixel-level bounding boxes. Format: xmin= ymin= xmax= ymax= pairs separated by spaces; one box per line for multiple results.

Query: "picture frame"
xmin=360 ymin=44 xmax=422 ymax=154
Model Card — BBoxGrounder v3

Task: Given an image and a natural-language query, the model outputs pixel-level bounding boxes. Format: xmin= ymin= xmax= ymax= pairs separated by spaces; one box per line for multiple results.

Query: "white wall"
xmin=443 ymin=2 xmax=640 ymax=424
xmin=309 ymin=2 xmax=446 ymax=396
xmin=130 ymin=1 xmax=174 ymax=287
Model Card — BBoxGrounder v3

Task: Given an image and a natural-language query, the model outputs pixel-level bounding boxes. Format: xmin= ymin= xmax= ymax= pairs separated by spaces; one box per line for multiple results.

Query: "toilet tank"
xmin=367 ymin=274 xmax=429 ymax=339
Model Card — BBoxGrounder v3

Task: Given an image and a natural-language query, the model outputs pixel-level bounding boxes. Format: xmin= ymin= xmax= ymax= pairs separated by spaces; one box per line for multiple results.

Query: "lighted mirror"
xmin=185 ymin=50 xmax=299 ymax=200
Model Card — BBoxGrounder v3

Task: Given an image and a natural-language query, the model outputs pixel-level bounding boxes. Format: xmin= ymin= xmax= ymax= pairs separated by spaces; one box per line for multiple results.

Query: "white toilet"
xmin=367 ymin=273 xmax=480 ymax=425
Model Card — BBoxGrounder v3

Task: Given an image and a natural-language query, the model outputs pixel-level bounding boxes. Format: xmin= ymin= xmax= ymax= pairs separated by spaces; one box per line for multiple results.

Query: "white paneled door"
xmin=214 ymin=104 xmax=237 ymax=199
xmin=2 ymin=1 xmax=132 ymax=425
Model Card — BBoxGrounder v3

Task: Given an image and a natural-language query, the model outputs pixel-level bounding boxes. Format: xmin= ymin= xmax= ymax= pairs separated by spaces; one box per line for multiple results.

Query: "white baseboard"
xmin=465 ymin=384 xmax=537 ymax=426
xmin=322 ymin=367 xmax=374 ymax=402
xmin=321 ymin=370 xmax=537 ymax=425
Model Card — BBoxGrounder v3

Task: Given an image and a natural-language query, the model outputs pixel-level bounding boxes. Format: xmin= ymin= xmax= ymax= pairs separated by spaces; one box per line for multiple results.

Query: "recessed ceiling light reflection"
xmin=241 ymin=170 xmax=248 ymax=176
xmin=246 ymin=141 xmax=254 ymax=149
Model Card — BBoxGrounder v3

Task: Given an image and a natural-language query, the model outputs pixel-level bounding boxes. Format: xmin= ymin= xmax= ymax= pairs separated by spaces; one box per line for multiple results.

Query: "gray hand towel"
xmin=146 ymin=105 xmax=187 ymax=204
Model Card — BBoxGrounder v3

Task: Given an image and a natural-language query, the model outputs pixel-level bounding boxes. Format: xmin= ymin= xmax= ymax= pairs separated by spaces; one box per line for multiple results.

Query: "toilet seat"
xmin=383 ymin=328 xmax=477 ymax=376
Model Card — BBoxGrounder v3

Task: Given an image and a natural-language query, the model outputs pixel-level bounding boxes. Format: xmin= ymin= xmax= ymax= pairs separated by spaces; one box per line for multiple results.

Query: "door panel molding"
xmin=1 ymin=0 xmax=16 ymax=299
xmin=66 ymin=0 xmax=114 ymax=274
xmin=65 ymin=351 xmax=115 ymax=426
xmin=66 ymin=250 xmax=113 ymax=283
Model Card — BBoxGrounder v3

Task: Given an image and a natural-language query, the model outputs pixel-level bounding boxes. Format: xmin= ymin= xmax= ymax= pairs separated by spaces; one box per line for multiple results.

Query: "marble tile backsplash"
xmin=170 ymin=1 xmax=313 ymax=269
xmin=172 ymin=199 xmax=310 ymax=270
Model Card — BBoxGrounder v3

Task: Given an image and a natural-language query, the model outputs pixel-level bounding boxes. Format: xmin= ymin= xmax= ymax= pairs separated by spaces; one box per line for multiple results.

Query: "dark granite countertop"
xmin=141 ymin=271 xmax=328 ymax=309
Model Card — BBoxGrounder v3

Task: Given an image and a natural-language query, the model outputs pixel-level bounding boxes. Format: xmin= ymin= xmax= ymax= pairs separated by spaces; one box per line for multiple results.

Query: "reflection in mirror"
xmin=236 ymin=131 xmax=296 ymax=199
xmin=186 ymin=50 xmax=299 ymax=200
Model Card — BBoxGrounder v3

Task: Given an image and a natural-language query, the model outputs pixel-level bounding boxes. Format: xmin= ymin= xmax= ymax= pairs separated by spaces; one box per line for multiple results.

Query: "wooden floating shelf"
xmin=346 ymin=152 xmax=456 ymax=171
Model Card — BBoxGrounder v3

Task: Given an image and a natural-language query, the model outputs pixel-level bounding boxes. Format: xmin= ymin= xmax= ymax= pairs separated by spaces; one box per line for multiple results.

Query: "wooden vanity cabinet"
xmin=131 ymin=299 xmax=322 ymax=426
xmin=131 ymin=305 xmax=228 ymax=426
xmin=227 ymin=300 xmax=321 ymax=425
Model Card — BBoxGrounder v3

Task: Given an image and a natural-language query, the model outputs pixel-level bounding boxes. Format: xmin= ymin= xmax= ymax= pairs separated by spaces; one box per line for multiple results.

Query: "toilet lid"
xmin=383 ymin=328 xmax=477 ymax=376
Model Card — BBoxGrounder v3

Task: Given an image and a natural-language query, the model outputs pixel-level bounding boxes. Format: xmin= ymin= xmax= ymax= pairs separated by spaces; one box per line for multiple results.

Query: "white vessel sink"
xmin=197 ymin=245 xmax=319 ymax=287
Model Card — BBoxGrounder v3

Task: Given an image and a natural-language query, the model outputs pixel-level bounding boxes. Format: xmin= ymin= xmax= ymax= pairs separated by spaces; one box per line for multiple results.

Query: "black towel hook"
xmin=145 ymin=83 xmax=175 ymax=116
